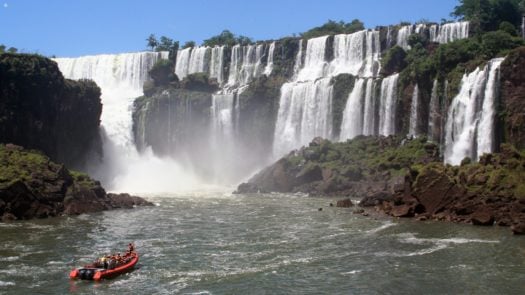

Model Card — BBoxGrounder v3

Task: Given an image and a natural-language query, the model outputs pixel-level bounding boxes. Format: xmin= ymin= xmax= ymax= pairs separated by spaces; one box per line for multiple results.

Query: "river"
xmin=1 ymin=191 xmax=524 ymax=294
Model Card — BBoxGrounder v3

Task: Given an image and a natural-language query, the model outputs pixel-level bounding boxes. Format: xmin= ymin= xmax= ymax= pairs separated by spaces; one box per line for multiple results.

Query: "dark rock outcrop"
xmin=236 ymin=136 xmax=440 ymax=197
xmin=376 ymin=144 xmax=525 ymax=233
xmin=0 ymin=53 xmax=102 ymax=169
xmin=0 ymin=144 xmax=152 ymax=221
xmin=500 ymin=47 xmax=525 ymax=150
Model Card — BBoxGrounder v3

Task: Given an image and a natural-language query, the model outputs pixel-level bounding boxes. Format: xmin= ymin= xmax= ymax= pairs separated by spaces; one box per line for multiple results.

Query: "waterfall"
xmin=340 ymin=79 xmax=366 ymax=140
xmin=429 ymin=25 xmax=438 ymax=42
xmin=209 ymin=46 xmax=225 ymax=85
xmin=428 ymin=79 xmax=440 ymax=142
xmin=54 ymin=52 xmax=201 ymax=192
xmin=273 ymin=30 xmax=382 ymax=157
xmin=273 ymin=79 xmax=333 ymax=157
xmin=444 ymin=57 xmax=504 ymax=165
xmin=378 ymin=74 xmax=399 ymax=136
xmin=408 ymin=84 xmax=419 ymax=137
xmin=397 ymin=25 xmax=413 ymax=50
xmin=293 ymin=40 xmax=304 ymax=79
xmin=362 ymin=79 xmax=377 ymax=136
xmin=227 ymin=44 xmax=265 ymax=87
xmin=415 ymin=24 xmax=426 ymax=34
xmin=174 ymin=47 xmax=191 ymax=80
xmin=175 ymin=46 xmax=210 ymax=80
xmin=263 ymin=42 xmax=275 ymax=76
xmin=329 ymin=30 xmax=381 ymax=77
xmin=386 ymin=26 xmax=393 ymax=49
xmin=432 ymin=21 xmax=469 ymax=44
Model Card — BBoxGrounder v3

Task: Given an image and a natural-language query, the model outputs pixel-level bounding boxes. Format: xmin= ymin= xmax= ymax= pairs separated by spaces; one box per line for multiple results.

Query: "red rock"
xmin=391 ymin=204 xmax=413 ymax=217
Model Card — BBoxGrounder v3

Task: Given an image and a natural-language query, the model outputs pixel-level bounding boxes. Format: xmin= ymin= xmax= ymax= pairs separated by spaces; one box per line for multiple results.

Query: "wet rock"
xmin=359 ymin=191 xmax=393 ymax=207
xmin=471 ymin=210 xmax=495 ymax=226
xmin=391 ymin=204 xmax=414 ymax=217
xmin=511 ymin=223 xmax=525 ymax=235
xmin=353 ymin=208 xmax=365 ymax=214
xmin=336 ymin=198 xmax=353 ymax=208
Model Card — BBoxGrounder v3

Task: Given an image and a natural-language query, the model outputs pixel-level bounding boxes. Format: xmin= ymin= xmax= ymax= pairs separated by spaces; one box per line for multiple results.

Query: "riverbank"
xmin=236 ymin=136 xmax=525 ymax=235
xmin=0 ymin=144 xmax=152 ymax=222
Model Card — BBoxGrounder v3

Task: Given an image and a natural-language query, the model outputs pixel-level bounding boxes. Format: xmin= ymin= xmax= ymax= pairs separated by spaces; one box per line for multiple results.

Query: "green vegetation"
xmin=149 ymin=59 xmax=176 ymax=86
xmin=300 ymin=19 xmax=365 ymax=39
xmin=285 ymin=136 xmax=438 ymax=182
xmin=203 ymin=30 xmax=253 ymax=47
xmin=452 ymin=0 xmax=524 ymax=34
xmin=0 ymin=44 xmax=18 ymax=54
xmin=182 ymin=41 xmax=196 ymax=49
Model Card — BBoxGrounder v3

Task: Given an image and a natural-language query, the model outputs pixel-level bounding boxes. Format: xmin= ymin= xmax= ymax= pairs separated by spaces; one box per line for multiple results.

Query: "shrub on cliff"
xmin=381 ymin=46 xmax=407 ymax=76
xmin=149 ymin=59 xmax=176 ymax=86
xmin=301 ymin=19 xmax=365 ymax=39
xmin=203 ymin=30 xmax=254 ymax=47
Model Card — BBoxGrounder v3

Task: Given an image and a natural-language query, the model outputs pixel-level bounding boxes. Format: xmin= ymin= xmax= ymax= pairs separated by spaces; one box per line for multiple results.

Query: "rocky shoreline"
xmin=0 ymin=144 xmax=152 ymax=222
xmin=236 ymin=136 xmax=525 ymax=235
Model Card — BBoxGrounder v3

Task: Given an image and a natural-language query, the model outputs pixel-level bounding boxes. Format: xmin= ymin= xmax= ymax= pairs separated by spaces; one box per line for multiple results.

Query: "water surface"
xmin=1 ymin=192 xmax=524 ymax=294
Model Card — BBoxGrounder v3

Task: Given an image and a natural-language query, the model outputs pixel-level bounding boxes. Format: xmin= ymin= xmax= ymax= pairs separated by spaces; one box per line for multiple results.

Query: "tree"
xmin=156 ymin=36 xmax=174 ymax=51
xmin=300 ymin=19 xmax=365 ymax=39
xmin=203 ymin=30 xmax=237 ymax=47
xmin=452 ymin=0 xmax=522 ymax=33
xmin=146 ymin=34 xmax=158 ymax=51
xmin=7 ymin=47 xmax=18 ymax=53
xmin=0 ymin=44 xmax=5 ymax=53
xmin=182 ymin=41 xmax=196 ymax=49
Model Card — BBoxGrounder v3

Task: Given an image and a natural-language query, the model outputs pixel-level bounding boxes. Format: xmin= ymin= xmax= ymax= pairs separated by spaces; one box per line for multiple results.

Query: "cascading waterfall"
xmin=263 ymin=42 xmax=275 ymax=76
xmin=340 ymin=79 xmax=366 ymax=140
xmin=444 ymin=57 xmax=504 ymax=165
xmin=362 ymin=79 xmax=377 ymax=136
xmin=209 ymin=46 xmax=225 ymax=85
xmin=330 ymin=30 xmax=381 ymax=77
xmin=427 ymin=79 xmax=440 ymax=142
xmin=408 ymin=84 xmax=419 ymax=137
xmin=54 ymin=52 xmax=201 ymax=192
xmin=274 ymin=30 xmax=383 ymax=156
xmin=175 ymin=46 xmax=210 ymax=80
xmin=378 ymin=74 xmax=399 ymax=136
xmin=433 ymin=21 xmax=469 ymax=44
xmin=227 ymin=44 xmax=266 ymax=87
xmin=397 ymin=25 xmax=413 ymax=50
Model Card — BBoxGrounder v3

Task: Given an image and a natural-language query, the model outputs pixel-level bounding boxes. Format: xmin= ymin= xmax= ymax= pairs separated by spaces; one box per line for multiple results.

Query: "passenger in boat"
xmin=128 ymin=243 xmax=134 ymax=253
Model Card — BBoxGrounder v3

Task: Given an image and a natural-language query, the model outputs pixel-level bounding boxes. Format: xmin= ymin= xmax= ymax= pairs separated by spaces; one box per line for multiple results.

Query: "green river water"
xmin=1 ymin=191 xmax=524 ymax=294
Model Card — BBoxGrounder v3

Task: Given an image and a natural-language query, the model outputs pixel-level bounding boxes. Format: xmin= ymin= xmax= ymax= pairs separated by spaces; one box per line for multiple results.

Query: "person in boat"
xmin=128 ymin=243 xmax=134 ymax=253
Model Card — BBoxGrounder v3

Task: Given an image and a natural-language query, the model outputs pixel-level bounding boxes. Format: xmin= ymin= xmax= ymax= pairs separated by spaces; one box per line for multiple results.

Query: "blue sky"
xmin=0 ymin=0 xmax=459 ymax=57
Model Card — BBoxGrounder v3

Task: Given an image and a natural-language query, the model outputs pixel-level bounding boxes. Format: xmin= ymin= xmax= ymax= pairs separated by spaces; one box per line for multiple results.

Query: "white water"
xmin=227 ymin=44 xmax=266 ymax=87
xmin=209 ymin=46 xmax=225 ymax=85
xmin=274 ymin=30 xmax=382 ymax=157
xmin=397 ymin=25 xmax=413 ymax=50
xmin=408 ymin=84 xmax=419 ymax=137
xmin=362 ymin=79 xmax=377 ymax=136
xmin=54 ymin=52 xmax=202 ymax=193
xmin=433 ymin=22 xmax=469 ymax=44
xmin=340 ymin=79 xmax=366 ymax=140
xmin=175 ymin=47 xmax=210 ymax=80
xmin=444 ymin=58 xmax=504 ymax=165
xmin=428 ymin=80 xmax=440 ymax=142
xmin=263 ymin=42 xmax=275 ymax=76
xmin=378 ymin=74 xmax=399 ymax=136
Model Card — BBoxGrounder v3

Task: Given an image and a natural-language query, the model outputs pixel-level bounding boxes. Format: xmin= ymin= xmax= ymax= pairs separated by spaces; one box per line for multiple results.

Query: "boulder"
xmin=511 ymin=223 xmax=525 ymax=235
xmin=336 ymin=198 xmax=353 ymax=208
xmin=359 ymin=191 xmax=393 ymax=207
xmin=471 ymin=209 xmax=495 ymax=226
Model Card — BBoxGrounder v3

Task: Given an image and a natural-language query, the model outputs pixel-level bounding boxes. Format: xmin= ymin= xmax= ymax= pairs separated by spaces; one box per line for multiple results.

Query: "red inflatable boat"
xmin=69 ymin=251 xmax=139 ymax=281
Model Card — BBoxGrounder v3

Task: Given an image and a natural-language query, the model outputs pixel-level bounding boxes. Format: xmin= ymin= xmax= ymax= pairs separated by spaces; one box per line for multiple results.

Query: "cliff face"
xmin=0 ymin=53 xmax=102 ymax=169
xmin=500 ymin=47 xmax=525 ymax=150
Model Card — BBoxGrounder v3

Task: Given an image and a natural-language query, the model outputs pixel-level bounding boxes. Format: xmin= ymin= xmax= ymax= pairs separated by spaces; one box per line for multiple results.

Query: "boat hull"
xmin=70 ymin=253 xmax=139 ymax=281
